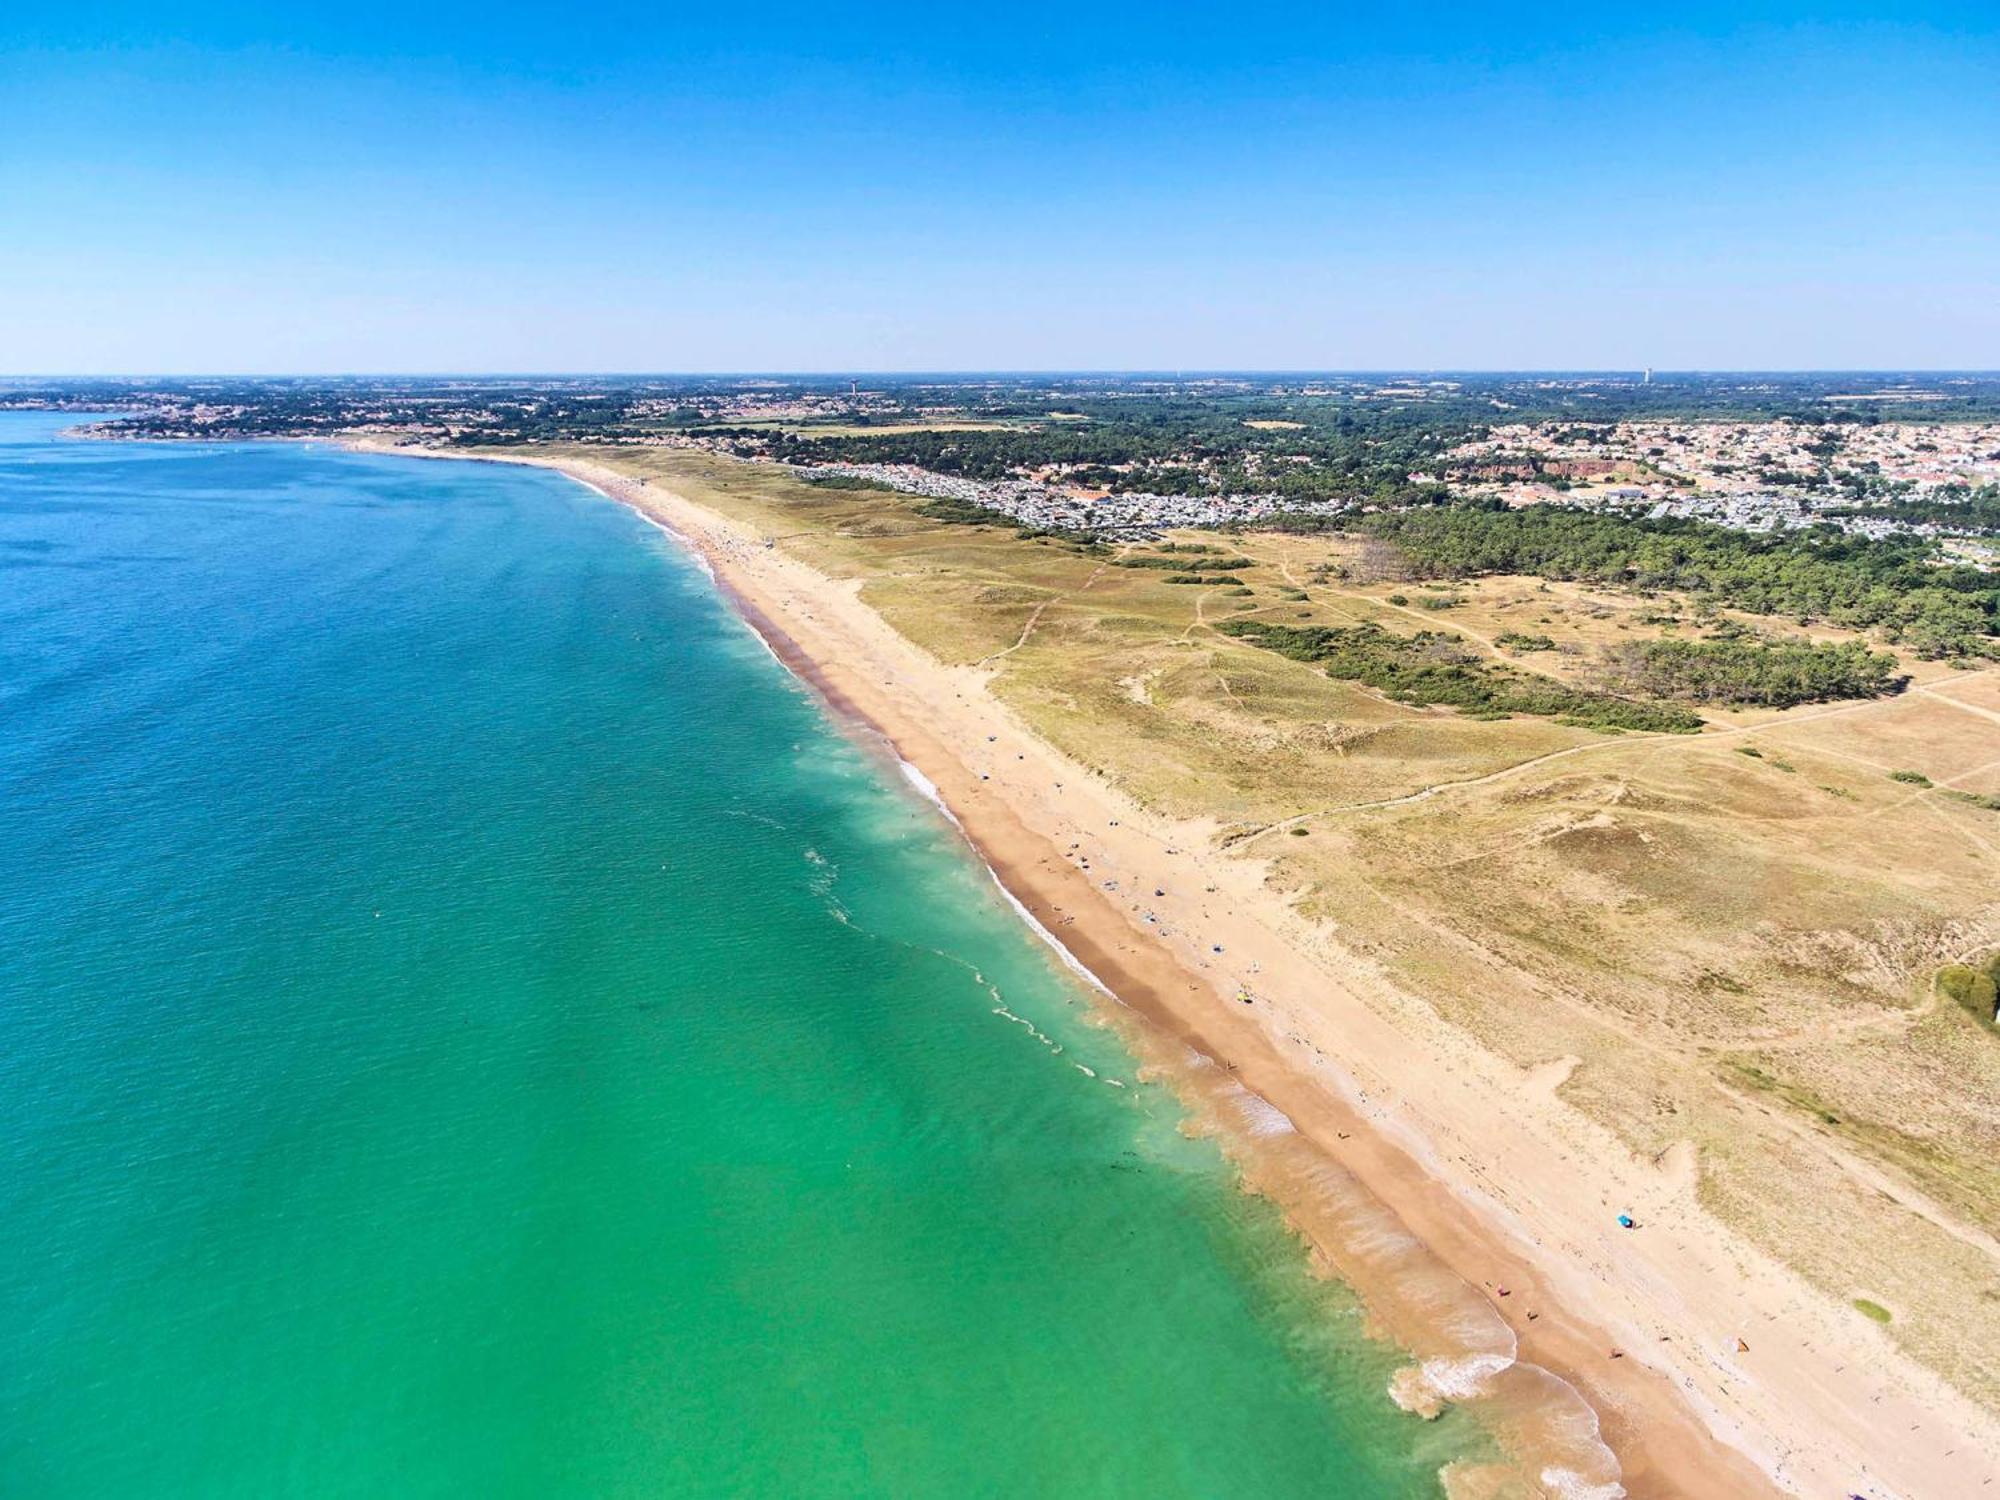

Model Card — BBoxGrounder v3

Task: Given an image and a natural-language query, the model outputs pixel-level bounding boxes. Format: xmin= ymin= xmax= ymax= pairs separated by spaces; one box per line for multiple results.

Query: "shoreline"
xmin=353 ymin=439 xmax=1998 ymax=1499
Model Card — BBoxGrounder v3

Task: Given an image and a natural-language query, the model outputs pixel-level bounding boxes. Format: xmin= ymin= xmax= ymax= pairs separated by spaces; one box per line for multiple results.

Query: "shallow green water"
xmin=0 ymin=412 xmax=1466 ymax=1496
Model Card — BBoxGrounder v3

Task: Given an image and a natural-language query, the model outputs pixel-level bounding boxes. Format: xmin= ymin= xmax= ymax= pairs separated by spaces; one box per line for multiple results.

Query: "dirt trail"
xmin=1229 ymin=667 xmax=2000 ymax=845
xmin=973 ymin=557 xmax=1109 ymax=666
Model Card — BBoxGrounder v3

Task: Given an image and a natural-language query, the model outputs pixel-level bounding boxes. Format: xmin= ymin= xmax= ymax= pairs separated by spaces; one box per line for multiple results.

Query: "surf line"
xmin=557 ymin=461 xmax=1129 ymax=1009
xmin=570 ymin=472 xmax=724 ymax=586
xmin=891 ymin=758 xmax=1119 ymax=1002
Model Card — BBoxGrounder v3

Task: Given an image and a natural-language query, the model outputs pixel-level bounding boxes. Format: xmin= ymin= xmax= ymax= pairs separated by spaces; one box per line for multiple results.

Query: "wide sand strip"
xmin=364 ymin=441 xmax=2000 ymax=1500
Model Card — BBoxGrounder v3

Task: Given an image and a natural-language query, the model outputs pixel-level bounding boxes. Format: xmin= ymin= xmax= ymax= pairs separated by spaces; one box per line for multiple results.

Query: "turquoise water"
xmin=0 ymin=412 xmax=1465 ymax=1497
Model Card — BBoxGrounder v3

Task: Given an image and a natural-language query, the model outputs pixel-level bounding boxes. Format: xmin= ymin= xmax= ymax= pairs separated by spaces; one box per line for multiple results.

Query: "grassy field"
xmin=553 ymin=445 xmax=2000 ymax=1408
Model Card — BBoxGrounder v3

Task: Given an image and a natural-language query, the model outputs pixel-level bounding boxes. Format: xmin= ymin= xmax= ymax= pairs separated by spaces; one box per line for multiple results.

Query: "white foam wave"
xmin=991 ymin=1003 xmax=1061 ymax=1052
xmin=891 ymin=758 xmax=1113 ymax=996
xmin=896 ymin=759 xmax=963 ymax=829
xmin=986 ymin=870 xmax=1118 ymax=999
xmin=625 ymin=503 xmax=717 ymax=581
xmin=1418 ymin=1350 xmax=1515 ymax=1401
xmin=1232 ymin=1091 xmax=1297 ymax=1138
xmin=1537 ymin=1468 xmax=1626 ymax=1500
xmin=566 ymin=475 xmax=781 ymax=670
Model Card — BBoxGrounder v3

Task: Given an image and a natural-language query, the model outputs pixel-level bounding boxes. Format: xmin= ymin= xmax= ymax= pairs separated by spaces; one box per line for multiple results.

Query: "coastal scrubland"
xmin=544 ymin=443 xmax=2000 ymax=1413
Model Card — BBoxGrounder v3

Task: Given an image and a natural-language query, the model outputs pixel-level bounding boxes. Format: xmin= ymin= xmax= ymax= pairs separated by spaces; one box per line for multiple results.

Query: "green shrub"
xmin=1888 ymin=769 xmax=1932 ymax=786
xmin=1115 ymin=554 xmax=1254 ymax=571
xmin=1218 ymin=619 xmax=1703 ymax=733
xmin=1939 ymin=959 xmax=2000 ymax=1026
xmin=801 ymin=470 xmax=900 ymax=493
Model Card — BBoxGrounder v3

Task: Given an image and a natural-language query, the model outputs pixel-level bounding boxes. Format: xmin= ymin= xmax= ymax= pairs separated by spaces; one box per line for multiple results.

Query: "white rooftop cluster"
xmin=789 ymin=462 xmax=1345 ymax=537
xmin=1444 ymin=420 xmax=2000 ymax=540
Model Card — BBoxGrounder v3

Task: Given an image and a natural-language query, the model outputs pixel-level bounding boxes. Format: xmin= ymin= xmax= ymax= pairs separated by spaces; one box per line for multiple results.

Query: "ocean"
xmin=0 ymin=411 xmax=1471 ymax=1496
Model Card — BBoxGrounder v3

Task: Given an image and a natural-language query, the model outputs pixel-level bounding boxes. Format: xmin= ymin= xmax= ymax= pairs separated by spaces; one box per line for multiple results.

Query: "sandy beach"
xmin=372 ymin=443 xmax=2000 ymax=1500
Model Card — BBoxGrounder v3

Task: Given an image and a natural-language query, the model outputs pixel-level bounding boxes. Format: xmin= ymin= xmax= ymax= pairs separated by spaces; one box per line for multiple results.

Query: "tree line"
xmin=1324 ymin=502 xmax=1998 ymax=658
xmin=1602 ymin=637 xmax=1903 ymax=707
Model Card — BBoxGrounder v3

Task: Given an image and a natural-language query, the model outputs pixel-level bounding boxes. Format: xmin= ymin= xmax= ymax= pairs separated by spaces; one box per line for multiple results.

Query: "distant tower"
xmin=850 ymin=379 xmax=859 ymax=396
xmin=1643 ymin=367 xmax=1653 ymax=385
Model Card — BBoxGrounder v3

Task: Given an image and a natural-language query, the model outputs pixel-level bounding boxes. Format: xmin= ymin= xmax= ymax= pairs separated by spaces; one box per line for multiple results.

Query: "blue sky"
xmin=3 ymin=3 xmax=1996 ymax=372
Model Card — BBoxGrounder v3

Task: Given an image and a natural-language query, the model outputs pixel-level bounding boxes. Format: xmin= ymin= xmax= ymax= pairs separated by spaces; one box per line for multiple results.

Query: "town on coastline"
xmin=12 ymin=371 xmax=1999 ymax=551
